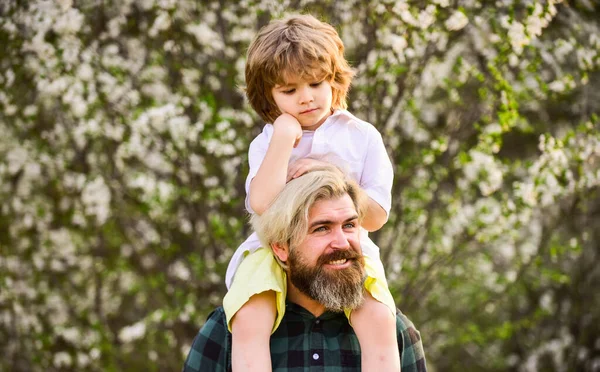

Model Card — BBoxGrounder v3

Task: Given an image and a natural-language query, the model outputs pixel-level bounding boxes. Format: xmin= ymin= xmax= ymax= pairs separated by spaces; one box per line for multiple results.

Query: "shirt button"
xmin=315 ymin=320 xmax=320 ymax=324
xmin=313 ymin=353 xmax=319 ymax=360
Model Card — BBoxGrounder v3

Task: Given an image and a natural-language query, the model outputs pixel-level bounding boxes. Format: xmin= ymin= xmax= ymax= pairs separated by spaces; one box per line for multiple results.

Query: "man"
xmin=183 ymin=166 xmax=427 ymax=371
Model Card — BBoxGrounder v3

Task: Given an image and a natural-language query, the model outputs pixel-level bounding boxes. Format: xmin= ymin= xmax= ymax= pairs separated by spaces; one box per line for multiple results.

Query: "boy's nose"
xmin=298 ymin=87 xmax=314 ymax=104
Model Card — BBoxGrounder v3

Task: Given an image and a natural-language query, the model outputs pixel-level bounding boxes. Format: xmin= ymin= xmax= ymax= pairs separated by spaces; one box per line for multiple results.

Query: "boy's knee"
xmin=372 ymin=304 xmax=396 ymax=328
xmin=365 ymin=292 xmax=395 ymax=314
xmin=232 ymin=291 xmax=277 ymax=333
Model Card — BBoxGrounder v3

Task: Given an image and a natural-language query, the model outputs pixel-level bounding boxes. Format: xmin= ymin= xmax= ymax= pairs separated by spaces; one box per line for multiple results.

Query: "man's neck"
xmin=286 ymin=279 xmax=327 ymax=317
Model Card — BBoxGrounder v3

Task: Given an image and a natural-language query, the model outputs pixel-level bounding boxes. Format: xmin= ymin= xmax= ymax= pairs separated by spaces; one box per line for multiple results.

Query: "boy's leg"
xmin=231 ymin=290 xmax=276 ymax=372
xmin=351 ymin=291 xmax=401 ymax=372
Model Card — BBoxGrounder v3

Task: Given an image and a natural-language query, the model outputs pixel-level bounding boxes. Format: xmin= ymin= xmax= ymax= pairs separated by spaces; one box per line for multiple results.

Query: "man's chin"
xmin=321 ymin=264 xmax=363 ymax=284
xmin=307 ymin=262 xmax=366 ymax=312
xmin=289 ymin=250 xmax=366 ymax=312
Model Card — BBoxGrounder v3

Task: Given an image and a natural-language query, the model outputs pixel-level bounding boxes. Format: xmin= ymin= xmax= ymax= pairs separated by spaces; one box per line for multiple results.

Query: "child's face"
xmin=271 ymin=75 xmax=333 ymax=131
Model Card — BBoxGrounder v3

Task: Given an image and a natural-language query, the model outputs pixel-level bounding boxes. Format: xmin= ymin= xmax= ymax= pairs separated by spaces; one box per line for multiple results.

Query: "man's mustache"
xmin=316 ymin=249 xmax=363 ymax=266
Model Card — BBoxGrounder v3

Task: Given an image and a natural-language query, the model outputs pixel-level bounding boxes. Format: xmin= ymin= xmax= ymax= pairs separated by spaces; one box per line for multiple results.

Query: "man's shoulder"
xmin=182 ymin=307 xmax=230 ymax=372
xmin=395 ymin=310 xmax=419 ymax=340
xmin=197 ymin=307 xmax=228 ymax=335
xmin=396 ymin=310 xmax=427 ymax=372
xmin=182 ymin=306 xmax=426 ymax=371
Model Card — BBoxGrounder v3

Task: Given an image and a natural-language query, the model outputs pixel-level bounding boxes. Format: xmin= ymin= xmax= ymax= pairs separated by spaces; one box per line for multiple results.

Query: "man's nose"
xmin=330 ymin=227 xmax=350 ymax=250
xmin=298 ymin=86 xmax=313 ymax=104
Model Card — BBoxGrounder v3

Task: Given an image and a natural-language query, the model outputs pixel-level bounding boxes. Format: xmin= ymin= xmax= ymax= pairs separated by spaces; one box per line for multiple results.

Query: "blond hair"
xmin=251 ymin=165 xmax=367 ymax=268
xmin=245 ymin=14 xmax=356 ymax=124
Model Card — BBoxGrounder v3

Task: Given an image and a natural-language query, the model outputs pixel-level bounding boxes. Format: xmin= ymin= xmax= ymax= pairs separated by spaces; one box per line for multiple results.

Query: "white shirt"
xmin=225 ymin=109 xmax=394 ymax=288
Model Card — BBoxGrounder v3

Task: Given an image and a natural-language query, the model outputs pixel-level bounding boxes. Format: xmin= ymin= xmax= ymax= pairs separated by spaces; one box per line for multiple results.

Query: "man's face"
xmin=287 ymin=194 xmax=366 ymax=311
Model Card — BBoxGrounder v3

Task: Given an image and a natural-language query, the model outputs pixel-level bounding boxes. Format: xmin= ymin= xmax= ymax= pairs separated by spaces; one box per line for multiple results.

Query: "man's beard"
xmin=288 ymin=247 xmax=366 ymax=312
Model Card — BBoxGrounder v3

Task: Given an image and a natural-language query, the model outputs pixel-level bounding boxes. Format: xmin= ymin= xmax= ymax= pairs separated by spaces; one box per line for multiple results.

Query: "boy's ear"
xmin=271 ymin=242 xmax=289 ymax=263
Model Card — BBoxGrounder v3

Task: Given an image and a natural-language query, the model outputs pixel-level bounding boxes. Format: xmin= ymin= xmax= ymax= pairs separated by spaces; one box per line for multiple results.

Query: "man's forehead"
xmin=308 ymin=195 xmax=357 ymax=222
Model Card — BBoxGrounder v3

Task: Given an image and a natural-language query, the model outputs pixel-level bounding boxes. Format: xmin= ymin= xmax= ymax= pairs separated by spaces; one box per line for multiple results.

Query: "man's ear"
xmin=271 ymin=242 xmax=289 ymax=263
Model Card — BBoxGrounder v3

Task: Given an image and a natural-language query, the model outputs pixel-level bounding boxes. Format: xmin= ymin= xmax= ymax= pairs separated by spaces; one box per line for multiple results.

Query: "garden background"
xmin=1 ymin=0 xmax=599 ymax=371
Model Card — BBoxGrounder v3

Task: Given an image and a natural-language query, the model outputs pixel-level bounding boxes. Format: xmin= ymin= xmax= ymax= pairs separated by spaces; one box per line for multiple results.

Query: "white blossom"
xmin=185 ymin=23 xmax=224 ymax=50
xmin=445 ymin=11 xmax=469 ymax=31
xmin=77 ymin=353 xmax=91 ymax=367
xmin=53 ymin=8 xmax=85 ymax=35
xmin=169 ymin=260 xmax=191 ymax=281
xmin=81 ymin=176 xmax=111 ymax=225
xmin=417 ymin=5 xmax=436 ymax=29
xmin=548 ymin=80 xmax=566 ymax=92
xmin=56 ymin=0 xmax=73 ymax=11
xmin=53 ymin=352 xmax=72 ymax=368
xmin=118 ymin=321 xmax=147 ymax=343
xmin=6 ymin=147 xmax=28 ymax=175
xmin=148 ymin=11 xmax=171 ymax=37
xmin=508 ymin=21 xmax=529 ymax=55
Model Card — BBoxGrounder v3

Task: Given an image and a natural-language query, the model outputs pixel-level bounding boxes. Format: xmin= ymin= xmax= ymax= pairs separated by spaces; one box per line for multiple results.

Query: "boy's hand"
xmin=272 ymin=113 xmax=302 ymax=148
xmin=287 ymin=158 xmax=329 ymax=182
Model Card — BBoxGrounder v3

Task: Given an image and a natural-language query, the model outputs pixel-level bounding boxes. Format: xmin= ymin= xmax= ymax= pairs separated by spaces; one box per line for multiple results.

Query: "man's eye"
xmin=313 ymin=226 xmax=327 ymax=232
xmin=343 ymin=222 xmax=356 ymax=229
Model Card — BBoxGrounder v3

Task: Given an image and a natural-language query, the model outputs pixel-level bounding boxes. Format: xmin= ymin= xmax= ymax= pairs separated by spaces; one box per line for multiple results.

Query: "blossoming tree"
xmin=0 ymin=0 xmax=598 ymax=370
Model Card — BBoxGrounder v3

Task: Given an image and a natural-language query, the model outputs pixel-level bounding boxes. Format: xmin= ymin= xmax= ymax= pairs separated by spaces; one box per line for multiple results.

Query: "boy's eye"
xmin=310 ymin=81 xmax=322 ymax=87
xmin=282 ymin=88 xmax=295 ymax=94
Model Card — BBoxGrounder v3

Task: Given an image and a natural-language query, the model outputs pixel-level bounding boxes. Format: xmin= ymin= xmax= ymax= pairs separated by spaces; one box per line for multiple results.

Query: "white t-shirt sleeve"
xmin=244 ymin=127 xmax=271 ymax=214
xmin=360 ymin=127 xmax=393 ymax=217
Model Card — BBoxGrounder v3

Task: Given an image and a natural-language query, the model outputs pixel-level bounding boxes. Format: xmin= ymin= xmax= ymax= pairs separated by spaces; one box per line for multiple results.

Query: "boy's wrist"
xmin=272 ymin=127 xmax=298 ymax=145
xmin=272 ymin=122 xmax=301 ymax=146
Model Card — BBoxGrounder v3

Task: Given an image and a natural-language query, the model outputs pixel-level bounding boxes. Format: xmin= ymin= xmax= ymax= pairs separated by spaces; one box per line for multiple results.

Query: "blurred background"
xmin=1 ymin=0 xmax=599 ymax=371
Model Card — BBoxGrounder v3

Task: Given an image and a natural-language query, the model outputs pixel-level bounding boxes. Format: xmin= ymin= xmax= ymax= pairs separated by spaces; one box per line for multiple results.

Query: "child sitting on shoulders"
xmin=224 ymin=14 xmax=400 ymax=372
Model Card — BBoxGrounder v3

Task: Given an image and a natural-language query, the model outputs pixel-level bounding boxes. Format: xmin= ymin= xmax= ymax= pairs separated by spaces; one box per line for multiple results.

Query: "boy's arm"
xmin=362 ymin=198 xmax=388 ymax=232
xmin=360 ymin=126 xmax=394 ymax=232
xmin=249 ymin=113 xmax=302 ymax=215
xmin=285 ymin=160 xmax=387 ymax=231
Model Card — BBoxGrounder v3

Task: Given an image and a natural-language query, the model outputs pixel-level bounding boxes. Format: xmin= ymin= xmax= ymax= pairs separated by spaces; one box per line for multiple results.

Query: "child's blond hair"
xmin=245 ymin=14 xmax=355 ymax=124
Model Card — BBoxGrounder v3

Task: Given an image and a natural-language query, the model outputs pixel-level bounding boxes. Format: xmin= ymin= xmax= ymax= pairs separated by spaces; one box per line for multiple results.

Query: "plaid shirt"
xmin=183 ymin=302 xmax=426 ymax=372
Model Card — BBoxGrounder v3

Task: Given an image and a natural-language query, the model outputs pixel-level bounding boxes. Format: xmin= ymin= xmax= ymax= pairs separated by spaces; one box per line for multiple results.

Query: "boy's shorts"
xmin=223 ymin=247 xmax=396 ymax=333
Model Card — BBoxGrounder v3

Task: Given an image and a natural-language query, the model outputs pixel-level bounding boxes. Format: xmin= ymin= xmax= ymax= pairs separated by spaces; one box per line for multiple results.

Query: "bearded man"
xmin=182 ymin=166 xmax=427 ymax=372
